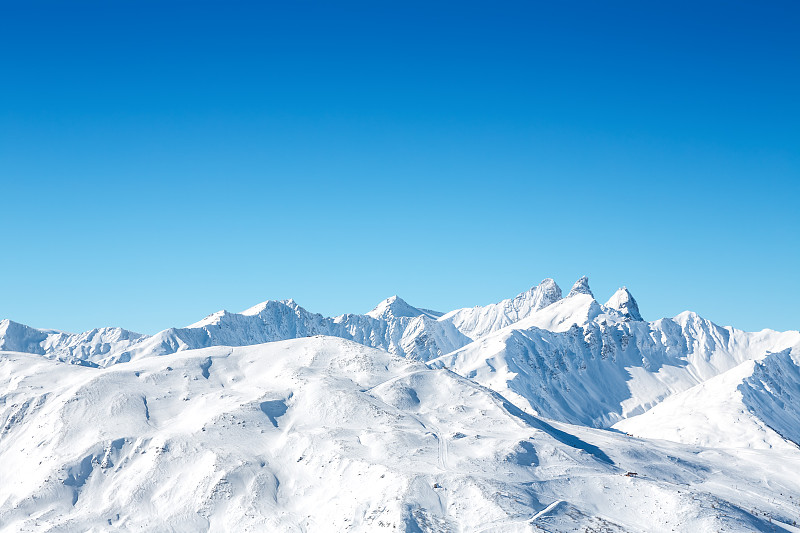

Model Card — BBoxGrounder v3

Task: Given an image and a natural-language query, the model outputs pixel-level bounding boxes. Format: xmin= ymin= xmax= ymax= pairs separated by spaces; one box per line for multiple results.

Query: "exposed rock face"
xmin=567 ymin=276 xmax=593 ymax=298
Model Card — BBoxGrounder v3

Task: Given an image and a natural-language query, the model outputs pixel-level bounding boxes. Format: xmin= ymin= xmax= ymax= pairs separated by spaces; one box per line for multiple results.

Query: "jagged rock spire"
xmin=567 ymin=276 xmax=593 ymax=298
xmin=535 ymin=278 xmax=563 ymax=306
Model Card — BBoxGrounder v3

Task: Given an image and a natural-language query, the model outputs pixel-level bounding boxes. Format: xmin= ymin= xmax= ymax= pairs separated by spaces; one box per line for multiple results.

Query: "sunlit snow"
xmin=1 ymin=278 xmax=799 ymax=532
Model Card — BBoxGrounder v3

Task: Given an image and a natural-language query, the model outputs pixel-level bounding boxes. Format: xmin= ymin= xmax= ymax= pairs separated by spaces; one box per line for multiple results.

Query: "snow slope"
xmin=615 ymin=347 xmax=800 ymax=450
xmin=2 ymin=339 xmax=799 ymax=532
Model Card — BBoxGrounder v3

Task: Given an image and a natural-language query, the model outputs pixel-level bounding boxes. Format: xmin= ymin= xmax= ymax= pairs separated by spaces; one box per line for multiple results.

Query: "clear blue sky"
xmin=2 ymin=1 xmax=798 ymax=334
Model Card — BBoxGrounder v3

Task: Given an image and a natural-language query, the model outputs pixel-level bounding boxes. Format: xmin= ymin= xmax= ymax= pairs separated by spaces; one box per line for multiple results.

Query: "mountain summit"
xmin=604 ymin=286 xmax=643 ymax=321
xmin=567 ymin=276 xmax=593 ymax=298
xmin=366 ymin=295 xmax=430 ymax=320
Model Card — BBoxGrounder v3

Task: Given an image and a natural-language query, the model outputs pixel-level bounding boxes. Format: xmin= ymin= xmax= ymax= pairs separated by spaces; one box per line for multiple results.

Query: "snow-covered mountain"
xmin=0 ymin=278 xmax=565 ymax=367
xmin=0 ymin=319 xmax=145 ymax=367
xmin=615 ymin=347 xmax=800 ymax=450
xmin=430 ymin=284 xmax=800 ymax=429
xmin=2 ymin=339 xmax=799 ymax=531
xmin=2 ymin=277 xmax=800 ymax=531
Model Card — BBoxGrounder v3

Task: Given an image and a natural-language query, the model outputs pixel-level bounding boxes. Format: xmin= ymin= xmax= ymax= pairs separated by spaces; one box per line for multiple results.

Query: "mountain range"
xmin=1 ymin=277 xmax=799 ymax=531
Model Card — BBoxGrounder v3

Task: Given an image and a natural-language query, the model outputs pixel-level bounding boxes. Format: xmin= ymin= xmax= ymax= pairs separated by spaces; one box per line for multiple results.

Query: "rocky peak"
xmin=567 ymin=276 xmax=593 ymax=298
xmin=604 ymin=287 xmax=643 ymax=321
xmin=366 ymin=296 xmax=424 ymax=320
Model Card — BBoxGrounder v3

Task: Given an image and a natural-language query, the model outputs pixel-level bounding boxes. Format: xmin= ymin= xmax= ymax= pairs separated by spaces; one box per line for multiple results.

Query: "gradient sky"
xmin=2 ymin=1 xmax=798 ymax=334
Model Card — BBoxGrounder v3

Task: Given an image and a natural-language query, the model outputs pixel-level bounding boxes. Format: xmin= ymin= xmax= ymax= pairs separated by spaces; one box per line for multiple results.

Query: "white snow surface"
xmin=2 ymin=277 xmax=800 ymax=532
xmin=615 ymin=347 xmax=800 ymax=450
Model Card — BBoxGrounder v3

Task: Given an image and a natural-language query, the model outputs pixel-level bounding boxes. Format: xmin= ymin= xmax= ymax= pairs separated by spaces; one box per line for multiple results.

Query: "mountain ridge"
xmin=2 ymin=277 xmax=798 ymax=441
xmin=3 ymin=278 xmax=800 ymax=531
xmin=0 ymin=278 xmax=576 ymax=366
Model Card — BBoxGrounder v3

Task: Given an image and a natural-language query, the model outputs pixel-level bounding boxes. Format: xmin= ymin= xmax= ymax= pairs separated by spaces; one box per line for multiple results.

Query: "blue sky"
xmin=2 ymin=1 xmax=798 ymax=334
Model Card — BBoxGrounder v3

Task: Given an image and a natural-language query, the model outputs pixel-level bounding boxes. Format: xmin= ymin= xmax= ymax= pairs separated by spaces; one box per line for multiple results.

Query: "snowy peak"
xmin=514 ymin=278 xmax=563 ymax=310
xmin=186 ymin=309 xmax=229 ymax=328
xmin=604 ymin=286 xmax=643 ymax=321
xmin=366 ymin=295 xmax=427 ymax=320
xmin=434 ymin=279 xmax=566 ymax=342
xmin=240 ymin=298 xmax=300 ymax=316
xmin=567 ymin=276 xmax=593 ymax=298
